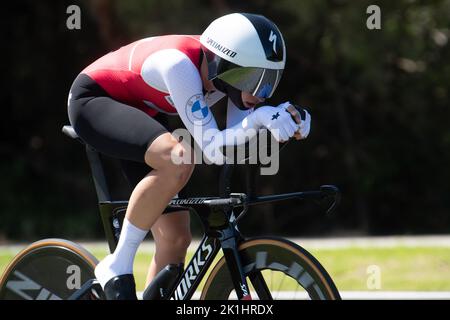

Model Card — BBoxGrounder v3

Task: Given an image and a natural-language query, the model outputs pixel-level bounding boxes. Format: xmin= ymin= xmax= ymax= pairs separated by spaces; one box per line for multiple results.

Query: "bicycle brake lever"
xmin=319 ymin=185 xmax=341 ymax=216
xmin=230 ymin=193 xmax=248 ymax=223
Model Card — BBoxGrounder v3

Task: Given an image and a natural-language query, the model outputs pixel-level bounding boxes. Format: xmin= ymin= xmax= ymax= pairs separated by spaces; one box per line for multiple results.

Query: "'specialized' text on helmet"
xmin=200 ymin=13 xmax=286 ymax=99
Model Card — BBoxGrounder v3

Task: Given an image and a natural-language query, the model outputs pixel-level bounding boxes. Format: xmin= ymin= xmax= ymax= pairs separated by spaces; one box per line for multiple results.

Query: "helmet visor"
xmin=217 ymin=67 xmax=283 ymax=99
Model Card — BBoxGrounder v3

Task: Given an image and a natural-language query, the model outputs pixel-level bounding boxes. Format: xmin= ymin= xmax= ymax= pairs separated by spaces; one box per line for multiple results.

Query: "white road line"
xmin=3 ymin=235 xmax=450 ymax=253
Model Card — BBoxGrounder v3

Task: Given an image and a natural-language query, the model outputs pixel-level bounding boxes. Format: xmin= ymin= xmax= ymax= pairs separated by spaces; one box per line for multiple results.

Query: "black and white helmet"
xmin=200 ymin=13 xmax=286 ymax=99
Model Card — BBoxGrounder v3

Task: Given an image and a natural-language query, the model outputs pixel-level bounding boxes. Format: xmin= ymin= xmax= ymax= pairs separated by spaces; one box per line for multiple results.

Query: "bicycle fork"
xmin=218 ymin=226 xmax=253 ymax=300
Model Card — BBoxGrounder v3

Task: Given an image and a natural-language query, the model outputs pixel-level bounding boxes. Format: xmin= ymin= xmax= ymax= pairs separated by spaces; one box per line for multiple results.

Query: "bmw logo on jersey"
xmin=185 ymin=94 xmax=212 ymax=125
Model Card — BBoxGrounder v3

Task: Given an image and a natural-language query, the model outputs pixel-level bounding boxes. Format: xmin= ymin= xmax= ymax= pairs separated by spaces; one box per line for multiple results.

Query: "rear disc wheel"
xmin=0 ymin=238 xmax=99 ymax=300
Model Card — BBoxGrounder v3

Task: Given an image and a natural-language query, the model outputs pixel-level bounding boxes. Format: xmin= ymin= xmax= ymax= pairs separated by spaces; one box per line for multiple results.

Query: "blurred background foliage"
xmin=1 ymin=0 xmax=449 ymax=241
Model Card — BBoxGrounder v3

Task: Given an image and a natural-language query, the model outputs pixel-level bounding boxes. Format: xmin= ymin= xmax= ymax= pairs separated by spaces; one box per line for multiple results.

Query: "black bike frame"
xmin=164 ymin=185 xmax=340 ymax=300
xmin=168 ymin=194 xmax=249 ymax=300
xmin=62 ymin=125 xmax=340 ymax=300
xmin=90 ymin=180 xmax=339 ymax=301
xmin=97 ymin=194 xmax=253 ymax=300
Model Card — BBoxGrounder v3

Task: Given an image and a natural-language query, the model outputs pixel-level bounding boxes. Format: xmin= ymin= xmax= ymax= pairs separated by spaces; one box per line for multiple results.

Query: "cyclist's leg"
xmin=124 ymin=133 xmax=193 ymax=229
xmin=146 ymin=211 xmax=191 ymax=287
xmin=120 ymin=159 xmax=192 ymax=287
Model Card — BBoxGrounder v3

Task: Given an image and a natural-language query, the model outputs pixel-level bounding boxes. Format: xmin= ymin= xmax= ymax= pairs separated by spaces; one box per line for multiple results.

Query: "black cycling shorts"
xmin=67 ymin=73 xmax=169 ymax=189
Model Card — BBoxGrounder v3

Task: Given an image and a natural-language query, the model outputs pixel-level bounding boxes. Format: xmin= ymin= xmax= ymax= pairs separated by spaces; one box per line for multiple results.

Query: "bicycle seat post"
xmin=85 ymin=144 xmax=111 ymax=202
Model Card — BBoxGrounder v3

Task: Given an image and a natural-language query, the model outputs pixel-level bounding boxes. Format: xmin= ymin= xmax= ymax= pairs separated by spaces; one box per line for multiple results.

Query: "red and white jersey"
xmin=83 ymin=35 xmax=204 ymax=117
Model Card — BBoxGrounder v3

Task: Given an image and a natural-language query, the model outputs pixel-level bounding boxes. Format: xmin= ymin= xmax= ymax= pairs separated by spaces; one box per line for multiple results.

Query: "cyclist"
xmin=67 ymin=13 xmax=311 ymax=300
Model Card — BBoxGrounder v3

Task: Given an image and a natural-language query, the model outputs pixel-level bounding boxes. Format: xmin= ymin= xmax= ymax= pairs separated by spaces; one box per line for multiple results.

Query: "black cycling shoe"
xmin=103 ymin=274 xmax=138 ymax=300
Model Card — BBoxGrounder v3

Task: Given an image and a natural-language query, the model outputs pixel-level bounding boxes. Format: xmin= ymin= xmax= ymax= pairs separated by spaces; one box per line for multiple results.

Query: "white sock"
xmin=95 ymin=218 xmax=148 ymax=288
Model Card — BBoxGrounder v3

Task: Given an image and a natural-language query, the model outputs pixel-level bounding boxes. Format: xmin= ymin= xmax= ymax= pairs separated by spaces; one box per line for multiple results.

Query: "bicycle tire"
xmin=0 ymin=238 xmax=99 ymax=300
xmin=200 ymin=237 xmax=340 ymax=300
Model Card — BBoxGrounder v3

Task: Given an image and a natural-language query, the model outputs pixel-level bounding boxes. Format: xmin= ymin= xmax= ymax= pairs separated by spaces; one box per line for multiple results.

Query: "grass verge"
xmin=1 ymin=245 xmax=449 ymax=292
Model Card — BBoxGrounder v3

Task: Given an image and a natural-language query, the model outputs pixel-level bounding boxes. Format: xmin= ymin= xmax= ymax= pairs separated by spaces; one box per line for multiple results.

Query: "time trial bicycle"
xmin=0 ymin=125 xmax=341 ymax=300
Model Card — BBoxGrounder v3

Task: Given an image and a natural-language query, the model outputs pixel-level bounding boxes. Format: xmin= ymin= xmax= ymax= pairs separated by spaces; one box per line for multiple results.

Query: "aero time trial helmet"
xmin=200 ymin=13 xmax=286 ymax=100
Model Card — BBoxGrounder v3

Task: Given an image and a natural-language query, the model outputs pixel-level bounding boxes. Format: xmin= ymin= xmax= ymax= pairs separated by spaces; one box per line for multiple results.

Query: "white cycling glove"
xmin=252 ymin=102 xmax=299 ymax=142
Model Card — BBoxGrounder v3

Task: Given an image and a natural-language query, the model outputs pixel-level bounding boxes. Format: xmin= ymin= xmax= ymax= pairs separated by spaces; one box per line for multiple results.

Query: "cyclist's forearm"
xmin=200 ymin=111 xmax=262 ymax=164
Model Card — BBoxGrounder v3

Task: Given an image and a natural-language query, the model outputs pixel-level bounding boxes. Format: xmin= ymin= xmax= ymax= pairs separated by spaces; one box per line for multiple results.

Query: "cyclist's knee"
xmin=173 ymin=233 xmax=192 ymax=253
xmin=167 ymin=143 xmax=195 ymax=186
xmin=164 ymin=159 xmax=194 ymax=191
xmin=156 ymin=231 xmax=192 ymax=254
xmin=144 ymin=133 xmax=194 ymax=188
